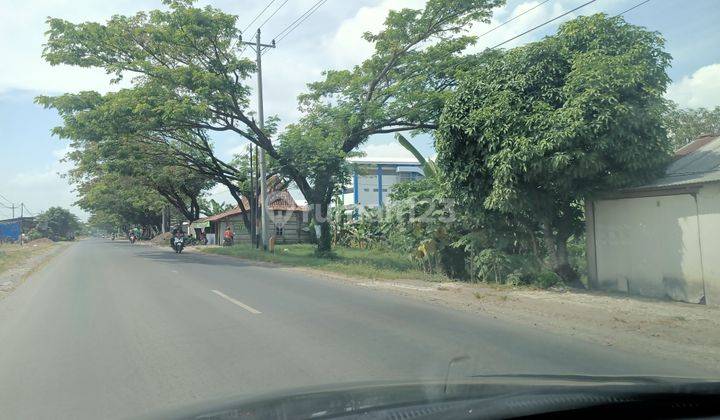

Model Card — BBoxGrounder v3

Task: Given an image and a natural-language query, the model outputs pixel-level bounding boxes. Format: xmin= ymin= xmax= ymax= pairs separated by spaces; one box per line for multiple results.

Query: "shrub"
xmin=535 ymin=270 xmax=562 ymax=289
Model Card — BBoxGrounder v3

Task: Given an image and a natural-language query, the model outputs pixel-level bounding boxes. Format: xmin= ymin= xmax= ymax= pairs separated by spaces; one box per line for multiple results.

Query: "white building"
xmin=347 ymin=157 xmax=424 ymax=208
xmin=586 ymin=134 xmax=720 ymax=305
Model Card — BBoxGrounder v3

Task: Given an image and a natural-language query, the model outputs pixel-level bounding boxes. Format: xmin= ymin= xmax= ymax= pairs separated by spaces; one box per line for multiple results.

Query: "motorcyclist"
xmin=171 ymin=226 xmax=185 ymax=251
xmin=223 ymin=227 xmax=234 ymax=246
xmin=128 ymin=230 xmax=137 ymax=244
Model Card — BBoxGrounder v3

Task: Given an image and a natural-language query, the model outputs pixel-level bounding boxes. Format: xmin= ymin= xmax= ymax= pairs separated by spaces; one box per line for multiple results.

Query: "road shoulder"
xmin=0 ymin=240 xmax=72 ymax=299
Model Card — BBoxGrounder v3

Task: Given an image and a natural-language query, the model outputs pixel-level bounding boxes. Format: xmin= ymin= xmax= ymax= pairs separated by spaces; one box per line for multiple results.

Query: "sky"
xmin=1 ymin=0 xmax=719 ymax=220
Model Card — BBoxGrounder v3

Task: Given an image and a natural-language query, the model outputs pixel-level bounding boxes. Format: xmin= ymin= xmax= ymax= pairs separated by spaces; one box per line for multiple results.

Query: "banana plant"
xmin=395 ymin=133 xmax=438 ymax=178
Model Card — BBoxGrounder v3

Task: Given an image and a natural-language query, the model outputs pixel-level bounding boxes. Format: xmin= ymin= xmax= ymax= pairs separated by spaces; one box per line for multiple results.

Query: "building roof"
xmin=348 ymin=157 xmax=420 ymax=165
xmin=639 ymin=134 xmax=720 ymax=189
xmin=200 ymin=190 xmax=308 ymax=222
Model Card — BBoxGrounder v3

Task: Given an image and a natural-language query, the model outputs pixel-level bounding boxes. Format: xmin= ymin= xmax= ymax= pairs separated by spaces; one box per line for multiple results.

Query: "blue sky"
xmin=1 ymin=0 xmax=719 ymax=220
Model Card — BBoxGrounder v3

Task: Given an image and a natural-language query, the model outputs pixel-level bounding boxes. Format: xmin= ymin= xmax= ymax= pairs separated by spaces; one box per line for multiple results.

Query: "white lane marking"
xmin=211 ymin=290 xmax=262 ymax=314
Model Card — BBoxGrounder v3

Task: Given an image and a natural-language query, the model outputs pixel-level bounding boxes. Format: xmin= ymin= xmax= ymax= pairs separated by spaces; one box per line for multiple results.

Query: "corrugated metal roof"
xmin=638 ymin=134 xmax=720 ymax=189
xmin=199 ymin=190 xmax=308 ymax=222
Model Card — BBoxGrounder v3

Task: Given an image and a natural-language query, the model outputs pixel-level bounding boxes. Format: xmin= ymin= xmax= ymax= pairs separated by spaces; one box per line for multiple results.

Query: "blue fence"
xmin=0 ymin=221 xmax=21 ymax=241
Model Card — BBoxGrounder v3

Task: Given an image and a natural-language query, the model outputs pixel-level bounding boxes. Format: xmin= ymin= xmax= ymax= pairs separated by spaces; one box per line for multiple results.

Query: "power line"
xmin=614 ymin=0 xmax=651 ymax=17
xmin=257 ymin=0 xmax=290 ymax=31
xmin=490 ymin=0 xmax=597 ymax=49
xmin=273 ymin=0 xmax=326 ymax=42
xmin=477 ymin=0 xmax=551 ymax=40
xmin=277 ymin=0 xmax=326 ymax=43
xmin=242 ymin=0 xmax=278 ymax=34
xmin=22 ymin=204 xmax=35 ymax=217
xmin=0 ymin=192 xmax=12 ymax=206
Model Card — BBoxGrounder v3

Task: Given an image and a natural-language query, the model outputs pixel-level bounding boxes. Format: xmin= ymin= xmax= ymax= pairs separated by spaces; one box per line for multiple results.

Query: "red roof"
xmin=675 ymin=133 xmax=719 ymax=158
xmin=200 ymin=190 xmax=307 ymax=222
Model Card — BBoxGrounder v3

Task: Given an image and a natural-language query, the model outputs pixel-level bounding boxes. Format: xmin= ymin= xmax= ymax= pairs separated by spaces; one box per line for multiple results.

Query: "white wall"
xmin=697 ymin=183 xmax=720 ymax=304
xmin=355 ymin=174 xmax=399 ymax=207
xmin=593 ymin=192 xmax=706 ymax=303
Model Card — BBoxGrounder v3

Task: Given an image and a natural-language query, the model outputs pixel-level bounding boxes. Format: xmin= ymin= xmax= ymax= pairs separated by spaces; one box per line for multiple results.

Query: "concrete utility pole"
xmin=242 ymin=28 xmax=275 ymax=250
xmin=19 ymin=203 xmax=23 ymax=246
xmin=248 ymin=143 xmax=256 ymax=247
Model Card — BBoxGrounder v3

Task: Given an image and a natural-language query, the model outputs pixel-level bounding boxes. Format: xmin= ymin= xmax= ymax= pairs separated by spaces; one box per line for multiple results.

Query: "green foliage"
xmin=535 ymin=271 xmax=562 ymax=289
xmin=664 ymin=102 xmax=720 ymax=149
xmin=437 ymin=14 xmax=673 ymax=282
xmin=75 ymin=173 xmax=165 ymax=229
xmin=36 ymin=207 xmax=81 ymax=241
xmin=474 ymin=249 xmax=510 ymax=283
xmin=201 ymin=199 xmax=234 ymax=216
xmin=205 ymin=243 xmax=448 ymax=282
xmin=395 ymin=134 xmax=439 ymax=177
xmin=39 ymin=0 xmax=503 ymax=253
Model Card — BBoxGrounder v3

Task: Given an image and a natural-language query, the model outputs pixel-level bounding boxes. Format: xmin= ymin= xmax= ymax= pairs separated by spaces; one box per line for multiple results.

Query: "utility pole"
xmin=249 ymin=143 xmax=256 ymax=247
xmin=11 ymin=203 xmax=14 ymax=219
xmin=242 ymin=29 xmax=275 ymax=250
xmin=19 ymin=203 xmax=23 ymax=246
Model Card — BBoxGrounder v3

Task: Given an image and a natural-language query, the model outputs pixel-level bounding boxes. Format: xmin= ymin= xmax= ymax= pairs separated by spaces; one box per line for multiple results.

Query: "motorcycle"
xmin=129 ymin=234 xmax=137 ymax=244
xmin=172 ymin=236 xmax=185 ymax=254
xmin=223 ymin=237 xmax=234 ymax=247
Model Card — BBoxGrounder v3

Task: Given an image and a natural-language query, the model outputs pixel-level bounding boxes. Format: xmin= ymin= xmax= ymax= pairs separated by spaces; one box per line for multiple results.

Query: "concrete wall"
xmin=590 ymin=183 xmax=720 ymax=304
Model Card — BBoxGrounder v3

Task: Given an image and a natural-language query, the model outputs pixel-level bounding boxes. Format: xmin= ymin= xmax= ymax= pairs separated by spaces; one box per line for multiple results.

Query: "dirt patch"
xmin=354 ymin=279 xmax=720 ymax=371
xmin=151 ymin=232 xmax=173 ymax=244
xmin=24 ymin=238 xmax=54 ymax=246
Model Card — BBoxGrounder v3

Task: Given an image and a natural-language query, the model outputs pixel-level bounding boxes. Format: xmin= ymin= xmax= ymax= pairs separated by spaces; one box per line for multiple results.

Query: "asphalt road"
xmin=0 ymin=239 xmax=714 ymax=419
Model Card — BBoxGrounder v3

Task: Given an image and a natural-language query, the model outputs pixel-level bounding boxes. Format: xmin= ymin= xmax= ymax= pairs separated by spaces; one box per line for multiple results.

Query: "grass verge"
xmin=202 ymin=243 xmax=448 ymax=282
xmin=0 ymin=243 xmax=54 ymax=276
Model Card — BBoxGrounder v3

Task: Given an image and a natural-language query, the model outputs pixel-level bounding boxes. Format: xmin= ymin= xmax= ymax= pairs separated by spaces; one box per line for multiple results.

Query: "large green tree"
xmin=75 ymin=172 xmax=165 ymax=231
xmin=437 ymin=14 xmax=673 ymax=283
xmin=64 ymin=135 xmax=213 ymax=222
xmin=664 ymin=101 xmax=720 ymax=149
xmin=36 ymin=207 xmax=81 ymax=241
xmin=39 ymin=0 xmax=502 ymax=253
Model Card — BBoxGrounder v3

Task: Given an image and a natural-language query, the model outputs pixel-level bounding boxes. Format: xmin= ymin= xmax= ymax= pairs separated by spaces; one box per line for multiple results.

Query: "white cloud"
xmin=358 ymin=141 xmax=416 ymax=160
xmin=3 ymin=147 xmax=87 ymax=220
xmin=325 ymin=0 xmax=424 ymax=67
xmin=666 ymin=63 xmax=720 ymax=108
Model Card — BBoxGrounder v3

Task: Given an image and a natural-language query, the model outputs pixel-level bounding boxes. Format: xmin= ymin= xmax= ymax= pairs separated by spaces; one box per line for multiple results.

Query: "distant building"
xmin=586 ymin=134 xmax=720 ymax=305
xmin=0 ymin=217 xmax=36 ymax=242
xmin=347 ymin=158 xmax=424 ymax=208
xmin=190 ymin=190 xmax=310 ymax=244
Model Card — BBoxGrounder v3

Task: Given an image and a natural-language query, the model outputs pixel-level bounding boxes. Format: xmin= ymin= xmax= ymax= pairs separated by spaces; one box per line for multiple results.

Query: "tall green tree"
xmin=437 ymin=14 xmax=673 ymax=283
xmin=64 ymin=137 xmax=213 ymax=222
xmin=75 ymin=172 xmax=165 ymax=230
xmin=36 ymin=207 xmax=81 ymax=241
xmin=664 ymin=102 xmax=720 ymax=149
xmin=39 ymin=0 xmax=503 ymax=253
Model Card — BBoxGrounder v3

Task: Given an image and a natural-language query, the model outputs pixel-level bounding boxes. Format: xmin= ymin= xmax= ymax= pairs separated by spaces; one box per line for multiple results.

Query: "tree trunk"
xmin=314 ymin=202 xmax=332 ymax=255
xmin=541 ymin=221 xmax=581 ymax=287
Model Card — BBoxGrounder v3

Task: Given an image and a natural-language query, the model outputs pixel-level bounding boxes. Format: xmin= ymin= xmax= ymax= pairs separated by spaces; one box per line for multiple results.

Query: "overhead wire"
xmin=490 ymin=0 xmax=597 ymax=49
xmin=273 ymin=0 xmax=327 ymax=42
xmin=0 ymin=192 xmax=13 ymax=206
xmin=22 ymin=204 xmax=34 ymax=217
xmin=477 ymin=0 xmax=551 ymax=40
xmin=256 ymin=0 xmax=291 ymax=31
xmin=614 ymin=0 xmax=651 ymax=17
xmin=242 ymin=0 xmax=278 ymax=34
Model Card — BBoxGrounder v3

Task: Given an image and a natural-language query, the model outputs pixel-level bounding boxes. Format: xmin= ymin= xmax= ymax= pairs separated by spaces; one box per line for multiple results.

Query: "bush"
xmin=535 ymin=270 xmax=562 ymax=289
xmin=27 ymin=229 xmax=44 ymax=241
